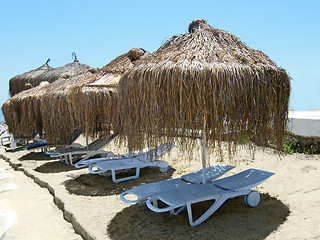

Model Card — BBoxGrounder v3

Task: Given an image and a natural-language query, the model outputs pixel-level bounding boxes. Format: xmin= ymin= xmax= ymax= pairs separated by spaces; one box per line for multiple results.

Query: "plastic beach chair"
xmin=0 ymin=136 xmax=12 ymax=146
xmin=26 ymin=139 xmax=48 ymax=151
xmin=48 ymin=133 xmax=117 ymax=165
xmin=26 ymin=127 xmax=82 ymax=152
xmin=0 ymin=171 xmax=19 ymax=193
xmin=74 ymin=143 xmax=172 ymax=169
xmin=87 ymin=143 xmax=175 ymax=183
xmin=0 ymin=123 xmax=8 ymax=137
xmin=120 ymin=164 xmax=235 ymax=204
xmin=0 ymin=210 xmax=17 ymax=240
xmin=0 ymin=183 xmax=19 ymax=193
xmin=145 ymin=168 xmax=274 ymax=226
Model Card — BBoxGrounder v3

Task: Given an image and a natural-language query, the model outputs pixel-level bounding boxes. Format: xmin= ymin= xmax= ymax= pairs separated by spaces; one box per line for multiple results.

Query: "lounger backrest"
xmin=88 ymin=133 xmax=118 ymax=150
xmin=66 ymin=128 xmax=82 ymax=145
xmin=181 ymin=164 xmax=235 ymax=184
xmin=136 ymin=143 xmax=175 ymax=162
xmin=26 ymin=140 xmax=48 ymax=150
xmin=0 ymin=124 xmax=8 ymax=136
xmin=214 ymin=168 xmax=274 ymax=191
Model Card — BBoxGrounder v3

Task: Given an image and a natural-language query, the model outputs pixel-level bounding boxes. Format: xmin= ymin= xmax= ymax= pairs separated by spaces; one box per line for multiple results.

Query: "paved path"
xmin=0 ymin=159 xmax=82 ymax=240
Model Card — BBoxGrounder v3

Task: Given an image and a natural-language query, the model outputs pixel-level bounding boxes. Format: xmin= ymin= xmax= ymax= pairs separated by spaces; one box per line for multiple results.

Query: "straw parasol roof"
xmin=39 ymin=67 xmax=97 ymax=144
xmin=2 ymin=55 xmax=90 ymax=141
xmin=9 ymin=59 xmax=53 ymax=96
xmin=35 ymin=53 xmax=88 ymax=84
xmin=119 ymin=19 xmax=291 ymax=155
xmin=69 ymin=48 xmax=148 ymax=140
xmin=2 ymin=81 xmax=50 ymax=138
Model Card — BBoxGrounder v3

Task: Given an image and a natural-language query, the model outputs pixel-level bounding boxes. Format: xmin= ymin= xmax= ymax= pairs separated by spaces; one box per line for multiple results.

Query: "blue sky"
xmin=1 ymin=0 xmax=319 ymax=122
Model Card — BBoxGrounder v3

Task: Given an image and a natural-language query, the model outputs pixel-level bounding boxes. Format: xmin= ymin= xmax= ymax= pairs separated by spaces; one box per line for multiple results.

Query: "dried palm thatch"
xmin=9 ymin=59 xmax=53 ymax=96
xmin=36 ymin=53 xmax=88 ymax=84
xmin=40 ymin=67 xmax=97 ymax=144
xmin=69 ymin=48 xmax=148 ymax=139
xmin=119 ymin=19 xmax=291 ymax=156
xmin=2 ymin=81 xmax=50 ymax=138
xmin=2 ymin=56 xmax=90 ymax=141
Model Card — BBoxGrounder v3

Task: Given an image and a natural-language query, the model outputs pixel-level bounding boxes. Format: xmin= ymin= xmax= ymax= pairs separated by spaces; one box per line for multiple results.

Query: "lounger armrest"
xmin=88 ymin=165 xmax=104 ymax=174
xmin=120 ymin=192 xmax=145 ymax=203
xmin=146 ymin=197 xmax=179 ymax=213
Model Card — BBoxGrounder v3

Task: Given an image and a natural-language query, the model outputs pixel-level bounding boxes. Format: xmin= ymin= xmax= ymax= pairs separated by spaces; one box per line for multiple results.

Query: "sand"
xmin=0 ymin=139 xmax=320 ymax=240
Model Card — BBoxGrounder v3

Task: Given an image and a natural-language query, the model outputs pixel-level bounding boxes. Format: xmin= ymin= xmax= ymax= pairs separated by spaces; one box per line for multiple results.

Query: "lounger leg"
xmin=170 ymin=206 xmax=186 ymax=215
xmin=78 ymin=153 xmax=91 ymax=163
xmin=70 ymin=153 xmax=92 ymax=166
xmin=145 ymin=161 xmax=169 ymax=173
xmin=67 ymin=153 xmax=72 ymax=165
xmin=111 ymin=168 xmax=141 ymax=183
xmin=186 ymin=196 xmax=228 ymax=226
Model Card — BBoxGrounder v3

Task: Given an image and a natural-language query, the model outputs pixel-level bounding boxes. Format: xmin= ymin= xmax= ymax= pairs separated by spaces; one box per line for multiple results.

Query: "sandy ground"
xmin=0 ymin=138 xmax=320 ymax=240
xmin=0 ymin=153 xmax=82 ymax=239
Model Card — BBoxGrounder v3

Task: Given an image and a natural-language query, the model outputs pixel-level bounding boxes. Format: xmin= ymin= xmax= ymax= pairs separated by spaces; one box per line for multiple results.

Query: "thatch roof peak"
xmin=72 ymin=52 xmax=79 ymax=62
xmin=134 ymin=19 xmax=276 ymax=69
xmin=127 ymin=48 xmax=147 ymax=62
xmin=100 ymin=48 xmax=149 ymax=74
xmin=188 ymin=19 xmax=210 ymax=33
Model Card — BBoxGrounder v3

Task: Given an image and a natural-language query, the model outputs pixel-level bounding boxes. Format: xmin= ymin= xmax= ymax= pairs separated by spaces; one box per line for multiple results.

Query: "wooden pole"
xmin=202 ymin=116 xmax=207 ymax=184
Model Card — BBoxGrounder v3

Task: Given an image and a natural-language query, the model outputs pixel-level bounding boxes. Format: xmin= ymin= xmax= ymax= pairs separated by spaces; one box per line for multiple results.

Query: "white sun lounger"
xmin=48 ymin=133 xmax=117 ymax=166
xmin=26 ymin=127 xmax=82 ymax=152
xmin=74 ymin=151 xmax=116 ymax=168
xmin=0 ymin=183 xmax=19 ymax=193
xmin=87 ymin=143 xmax=175 ymax=183
xmin=120 ymin=164 xmax=235 ymax=204
xmin=0 ymin=136 xmax=11 ymax=146
xmin=0 ymin=171 xmax=18 ymax=193
xmin=145 ymin=168 xmax=274 ymax=226
xmin=43 ymin=127 xmax=83 ymax=154
xmin=0 ymin=173 xmax=14 ymax=182
xmin=74 ymin=143 xmax=172 ymax=169
xmin=0 ymin=210 xmax=17 ymax=240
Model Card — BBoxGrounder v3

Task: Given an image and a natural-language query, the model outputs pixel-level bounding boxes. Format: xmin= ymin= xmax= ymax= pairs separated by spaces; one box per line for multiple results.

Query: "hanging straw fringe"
xmin=118 ymin=19 xmax=291 ymax=156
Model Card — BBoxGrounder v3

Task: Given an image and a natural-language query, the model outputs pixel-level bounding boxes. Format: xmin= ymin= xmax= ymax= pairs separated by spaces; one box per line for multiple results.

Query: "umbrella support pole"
xmin=85 ymin=99 xmax=89 ymax=150
xmin=202 ymin=116 xmax=207 ymax=184
xmin=85 ymin=133 xmax=89 ymax=150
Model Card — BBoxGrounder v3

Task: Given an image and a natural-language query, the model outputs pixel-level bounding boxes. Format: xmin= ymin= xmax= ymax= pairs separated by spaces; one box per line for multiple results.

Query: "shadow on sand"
xmin=64 ymin=167 xmax=176 ymax=196
xmin=107 ymin=193 xmax=289 ymax=240
xmin=34 ymin=160 xmax=80 ymax=173
xmin=19 ymin=152 xmax=54 ymax=161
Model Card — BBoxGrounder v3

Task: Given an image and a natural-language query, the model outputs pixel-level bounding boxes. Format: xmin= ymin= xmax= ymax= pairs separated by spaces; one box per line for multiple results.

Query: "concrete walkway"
xmin=0 ymin=159 xmax=82 ymax=240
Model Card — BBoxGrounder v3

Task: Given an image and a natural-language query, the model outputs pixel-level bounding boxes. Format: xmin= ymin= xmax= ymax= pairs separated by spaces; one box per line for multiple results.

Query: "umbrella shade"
xmin=69 ymin=48 xmax=147 ymax=139
xmin=40 ymin=67 xmax=97 ymax=144
xmin=9 ymin=59 xmax=53 ymax=96
xmin=119 ymin=19 xmax=291 ymax=155
xmin=2 ymin=81 xmax=50 ymax=138
xmin=2 ymin=56 xmax=90 ymax=140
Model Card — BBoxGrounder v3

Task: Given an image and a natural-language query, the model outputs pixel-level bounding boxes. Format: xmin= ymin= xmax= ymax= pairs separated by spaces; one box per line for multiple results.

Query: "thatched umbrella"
xmin=39 ymin=67 xmax=97 ymax=144
xmin=119 ymin=19 xmax=291 ymax=180
xmin=2 ymin=55 xmax=90 ymax=140
xmin=2 ymin=81 xmax=50 ymax=138
xmin=69 ymin=48 xmax=148 ymax=141
xmin=9 ymin=59 xmax=53 ymax=96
